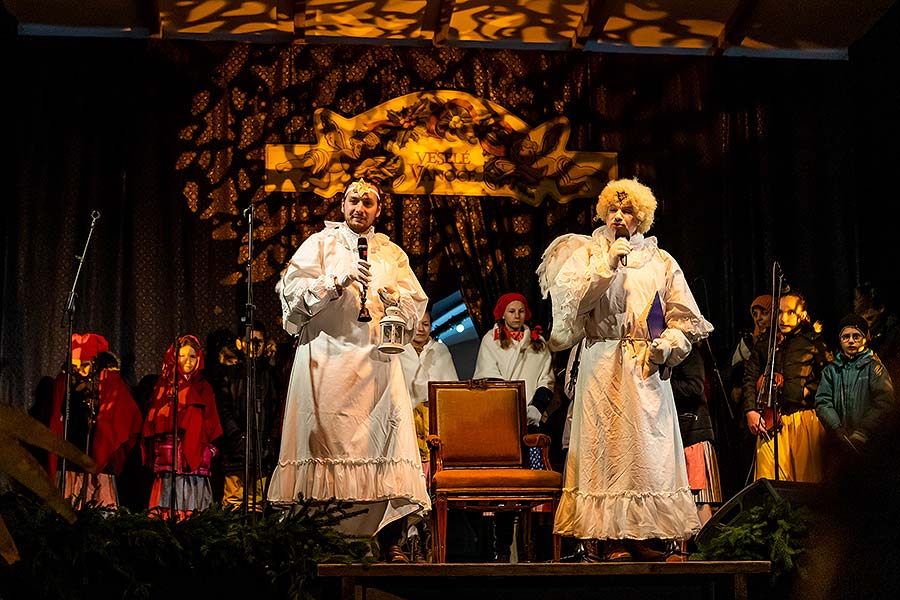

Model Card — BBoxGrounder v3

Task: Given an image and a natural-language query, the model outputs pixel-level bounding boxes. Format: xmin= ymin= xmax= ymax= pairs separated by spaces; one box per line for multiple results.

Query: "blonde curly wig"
xmin=595 ymin=178 xmax=657 ymax=234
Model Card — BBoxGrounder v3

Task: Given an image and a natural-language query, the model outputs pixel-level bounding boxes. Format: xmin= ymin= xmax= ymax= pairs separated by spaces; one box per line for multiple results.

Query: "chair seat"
xmin=433 ymin=468 xmax=562 ymax=491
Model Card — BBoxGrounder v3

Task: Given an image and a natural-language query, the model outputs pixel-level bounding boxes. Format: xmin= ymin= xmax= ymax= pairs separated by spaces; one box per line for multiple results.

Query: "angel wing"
xmin=536 ymin=233 xmax=595 ymax=352
xmin=536 ymin=233 xmax=592 ymax=299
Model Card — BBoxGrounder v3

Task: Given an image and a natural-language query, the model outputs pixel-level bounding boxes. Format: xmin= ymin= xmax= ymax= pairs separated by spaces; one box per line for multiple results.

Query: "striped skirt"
xmin=684 ymin=440 xmax=722 ymax=505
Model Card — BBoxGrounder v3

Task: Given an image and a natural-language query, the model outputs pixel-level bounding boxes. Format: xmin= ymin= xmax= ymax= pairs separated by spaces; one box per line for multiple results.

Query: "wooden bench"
xmin=317 ymin=560 xmax=771 ymax=600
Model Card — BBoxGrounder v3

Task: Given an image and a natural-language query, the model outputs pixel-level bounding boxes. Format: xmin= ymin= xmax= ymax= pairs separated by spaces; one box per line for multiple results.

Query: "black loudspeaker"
xmin=695 ymin=478 xmax=824 ymax=547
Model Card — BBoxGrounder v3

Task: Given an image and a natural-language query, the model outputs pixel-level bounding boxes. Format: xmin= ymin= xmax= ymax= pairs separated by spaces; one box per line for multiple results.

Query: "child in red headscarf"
xmin=473 ymin=293 xmax=555 ymax=561
xmin=37 ymin=333 xmax=142 ymax=508
xmin=474 ymin=293 xmax=555 ymax=423
xmin=142 ymin=335 xmax=222 ymax=517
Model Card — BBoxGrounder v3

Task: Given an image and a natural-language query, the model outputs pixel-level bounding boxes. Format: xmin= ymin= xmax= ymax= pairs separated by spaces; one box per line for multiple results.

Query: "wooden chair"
xmin=426 ymin=379 xmax=562 ymax=563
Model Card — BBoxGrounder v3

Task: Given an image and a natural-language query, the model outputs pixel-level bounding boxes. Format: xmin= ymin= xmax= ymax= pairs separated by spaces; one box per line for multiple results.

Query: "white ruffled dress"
xmin=268 ymin=221 xmax=431 ymax=536
xmin=538 ymin=225 xmax=713 ymax=540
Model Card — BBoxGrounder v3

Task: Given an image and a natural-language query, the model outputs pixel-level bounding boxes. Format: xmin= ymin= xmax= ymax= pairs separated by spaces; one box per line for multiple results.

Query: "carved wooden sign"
xmin=265 ymin=91 xmax=616 ymax=205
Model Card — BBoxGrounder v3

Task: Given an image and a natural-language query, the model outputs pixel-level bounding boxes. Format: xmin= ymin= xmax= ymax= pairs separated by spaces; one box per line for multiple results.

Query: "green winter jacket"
xmin=814 ymin=349 xmax=895 ymax=436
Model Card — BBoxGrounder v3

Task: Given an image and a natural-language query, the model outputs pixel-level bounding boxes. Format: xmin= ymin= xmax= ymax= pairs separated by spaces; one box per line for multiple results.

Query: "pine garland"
xmin=692 ymin=496 xmax=810 ymax=581
xmin=0 ymin=492 xmax=371 ymax=599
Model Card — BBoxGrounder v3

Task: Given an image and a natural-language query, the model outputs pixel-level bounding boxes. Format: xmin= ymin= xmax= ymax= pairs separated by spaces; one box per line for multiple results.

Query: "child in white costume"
xmin=474 ymin=293 xmax=554 ymax=561
xmin=474 ymin=293 xmax=555 ymax=427
xmin=398 ymin=309 xmax=459 ymax=561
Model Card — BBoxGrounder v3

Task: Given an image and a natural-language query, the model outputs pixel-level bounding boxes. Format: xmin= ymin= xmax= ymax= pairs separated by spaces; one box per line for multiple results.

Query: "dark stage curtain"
xmin=4 ymin=36 xmax=893 ymax=424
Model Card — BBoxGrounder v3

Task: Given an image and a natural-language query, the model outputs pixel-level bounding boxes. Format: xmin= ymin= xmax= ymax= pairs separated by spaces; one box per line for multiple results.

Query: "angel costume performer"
xmin=269 ymin=203 xmax=430 ymax=536
xmin=538 ymin=178 xmax=713 ymax=542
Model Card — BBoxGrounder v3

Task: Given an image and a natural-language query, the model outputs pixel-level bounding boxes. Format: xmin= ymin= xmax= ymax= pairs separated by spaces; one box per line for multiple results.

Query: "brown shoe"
xmin=630 ymin=539 xmax=666 ymax=561
xmin=605 ymin=550 xmax=633 ymax=562
xmin=603 ymin=539 xmax=633 ymax=562
xmin=386 ymin=544 xmax=410 ymax=563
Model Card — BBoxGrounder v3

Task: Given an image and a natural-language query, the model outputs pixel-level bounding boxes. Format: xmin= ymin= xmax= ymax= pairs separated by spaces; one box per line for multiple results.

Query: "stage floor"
xmin=318 ymin=560 xmax=771 ymax=600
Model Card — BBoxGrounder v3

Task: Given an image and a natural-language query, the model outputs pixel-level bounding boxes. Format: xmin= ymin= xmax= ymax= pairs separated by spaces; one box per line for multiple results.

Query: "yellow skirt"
xmin=754 ymin=409 xmax=825 ymax=483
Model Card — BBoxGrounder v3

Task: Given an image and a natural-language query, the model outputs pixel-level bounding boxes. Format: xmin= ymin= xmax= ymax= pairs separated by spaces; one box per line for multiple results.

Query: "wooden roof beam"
xmin=711 ymin=0 xmax=759 ymax=56
xmin=573 ymin=0 xmax=610 ymax=49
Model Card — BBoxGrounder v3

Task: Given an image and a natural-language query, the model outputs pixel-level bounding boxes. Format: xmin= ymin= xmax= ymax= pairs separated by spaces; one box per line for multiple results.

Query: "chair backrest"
xmin=428 ymin=379 xmax=526 ymax=468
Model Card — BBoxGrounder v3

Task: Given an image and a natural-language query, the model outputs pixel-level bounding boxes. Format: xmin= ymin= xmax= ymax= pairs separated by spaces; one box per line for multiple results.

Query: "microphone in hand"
xmin=358 ymin=237 xmax=368 ymax=262
xmin=357 ymin=237 xmax=372 ymax=322
xmin=610 ymin=227 xmax=631 ymax=268
xmin=339 ymin=262 xmax=371 ymax=288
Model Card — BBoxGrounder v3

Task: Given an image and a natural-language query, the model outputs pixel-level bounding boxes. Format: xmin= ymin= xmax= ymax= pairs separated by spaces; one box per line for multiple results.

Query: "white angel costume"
xmin=269 ymin=221 xmax=430 ymax=536
xmin=538 ymin=225 xmax=713 ymax=540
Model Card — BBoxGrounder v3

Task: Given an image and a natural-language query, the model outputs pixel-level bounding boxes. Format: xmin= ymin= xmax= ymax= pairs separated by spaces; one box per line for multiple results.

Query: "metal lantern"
xmin=378 ymin=306 xmax=406 ymax=354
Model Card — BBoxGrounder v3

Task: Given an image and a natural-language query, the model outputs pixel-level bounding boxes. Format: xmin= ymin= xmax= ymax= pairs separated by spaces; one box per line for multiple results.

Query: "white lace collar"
xmin=325 ymin=221 xmax=376 ymax=250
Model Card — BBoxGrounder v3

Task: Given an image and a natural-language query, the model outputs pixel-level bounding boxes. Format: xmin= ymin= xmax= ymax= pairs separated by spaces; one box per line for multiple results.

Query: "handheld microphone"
xmin=357 ymin=237 xmax=371 ymax=322
xmin=358 ymin=236 xmax=368 ymax=261
xmin=615 ymin=227 xmax=630 ymax=266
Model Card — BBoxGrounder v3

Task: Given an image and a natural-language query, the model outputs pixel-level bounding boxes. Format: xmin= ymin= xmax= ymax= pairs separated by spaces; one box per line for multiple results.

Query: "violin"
xmin=755 ymin=371 xmax=784 ymax=434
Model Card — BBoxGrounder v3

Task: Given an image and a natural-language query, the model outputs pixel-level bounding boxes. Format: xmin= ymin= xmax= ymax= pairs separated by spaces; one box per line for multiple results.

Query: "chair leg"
xmin=521 ymin=510 xmax=532 ymax=562
xmin=434 ymin=494 xmax=448 ymax=563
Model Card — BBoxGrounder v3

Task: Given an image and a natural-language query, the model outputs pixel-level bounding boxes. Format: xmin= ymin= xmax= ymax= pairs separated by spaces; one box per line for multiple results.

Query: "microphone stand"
xmin=170 ymin=335 xmax=181 ymax=521
xmin=59 ymin=210 xmax=100 ymax=495
xmin=241 ymin=204 xmax=259 ymax=517
xmin=756 ymin=262 xmax=786 ymax=480
xmin=75 ymin=371 xmax=100 ymax=509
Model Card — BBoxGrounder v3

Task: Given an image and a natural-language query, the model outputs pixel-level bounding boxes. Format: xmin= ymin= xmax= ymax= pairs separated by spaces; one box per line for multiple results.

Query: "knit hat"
xmin=750 ymin=295 xmax=773 ymax=314
xmin=839 ymin=313 xmax=869 ymax=339
xmin=493 ymin=293 xmax=531 ymax=321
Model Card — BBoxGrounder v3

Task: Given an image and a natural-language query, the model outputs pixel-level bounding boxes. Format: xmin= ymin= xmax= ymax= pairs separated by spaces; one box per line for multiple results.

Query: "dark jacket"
xmin=210 ymin=358 xmax=282 ymax=475
xmin=815 ymin=349 xmax=895 ymax=437
xmin=742 ymin=325 xmax=832 ymax=415
xmin=672 ymin=348 xmax=714 ymax=447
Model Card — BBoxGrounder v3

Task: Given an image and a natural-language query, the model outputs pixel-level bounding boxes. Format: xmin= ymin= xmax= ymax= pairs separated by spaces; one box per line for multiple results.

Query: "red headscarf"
xmin=750 ymin=295 xmax=773 ymax=315
xmin=71 ymin=333 xmax=109 ymax=362
xmin=493 ymin=293 xmax=532 ymax=322
xmin=47 ymin=333 xmax=141 ymax=478
xmin=159 ymin=334 xmax=206 ymax=385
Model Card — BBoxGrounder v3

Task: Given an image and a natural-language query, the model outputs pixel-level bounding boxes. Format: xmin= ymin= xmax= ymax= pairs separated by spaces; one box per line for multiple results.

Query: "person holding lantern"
xmin=268 ymin=178 xmax=429 ymax=562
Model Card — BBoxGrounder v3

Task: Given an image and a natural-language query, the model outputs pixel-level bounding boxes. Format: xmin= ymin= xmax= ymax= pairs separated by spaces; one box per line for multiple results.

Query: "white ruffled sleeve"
xmin=276 ymin=234 xmax=341 ymax=336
